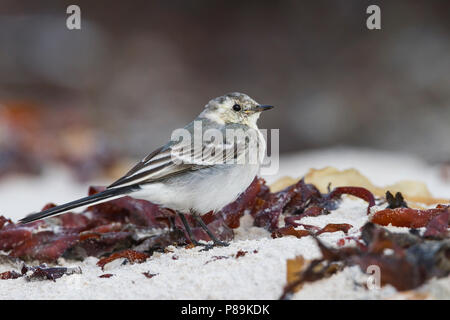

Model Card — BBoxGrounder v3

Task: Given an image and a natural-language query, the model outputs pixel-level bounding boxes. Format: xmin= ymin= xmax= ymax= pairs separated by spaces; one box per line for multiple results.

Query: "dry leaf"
xmin=270 ymin=167 xmax=449 ymax=206
xmin=270 ymin=177 xmax=298 ymax=193
xmin=387 ymin=291 xmax=431 ymax=300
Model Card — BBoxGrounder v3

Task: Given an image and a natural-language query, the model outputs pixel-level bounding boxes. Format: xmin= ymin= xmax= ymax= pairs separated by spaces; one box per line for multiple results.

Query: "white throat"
xmin=245 ymin=112 xmax=261 ymax=129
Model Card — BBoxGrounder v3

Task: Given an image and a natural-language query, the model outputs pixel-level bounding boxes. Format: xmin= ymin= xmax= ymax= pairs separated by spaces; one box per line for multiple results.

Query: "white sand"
xmin=0 ymin=147 xmax=449 ymax=299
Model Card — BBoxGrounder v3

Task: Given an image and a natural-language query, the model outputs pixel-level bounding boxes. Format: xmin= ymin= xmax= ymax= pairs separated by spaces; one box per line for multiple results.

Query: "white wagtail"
xmin=19 ymin=92 xmax=274 ymax=247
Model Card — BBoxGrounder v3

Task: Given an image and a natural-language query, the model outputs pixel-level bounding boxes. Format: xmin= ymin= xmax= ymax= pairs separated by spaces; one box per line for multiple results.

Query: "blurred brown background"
xmin=1 ymin=0 xmax=449 ymax=163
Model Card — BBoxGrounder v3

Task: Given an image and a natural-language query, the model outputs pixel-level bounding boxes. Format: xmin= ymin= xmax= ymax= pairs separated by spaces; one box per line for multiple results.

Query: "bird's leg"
xmin=168 ymin=216 xmax=176 ymax=231
xmin=178 ymin=212 xmax=204 ymax=247
xmin=192 ymin=214 xmax=229 ymax=247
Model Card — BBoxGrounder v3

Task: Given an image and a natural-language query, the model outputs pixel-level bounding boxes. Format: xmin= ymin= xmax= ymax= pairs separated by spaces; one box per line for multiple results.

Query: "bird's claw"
xmin=193 ymin=240 xmax=229 ymax=252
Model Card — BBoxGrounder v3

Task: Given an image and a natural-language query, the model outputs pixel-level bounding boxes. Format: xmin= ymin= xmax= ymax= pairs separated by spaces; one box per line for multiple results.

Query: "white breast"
xmin=133 ymin=163 xmax=259 ymax=214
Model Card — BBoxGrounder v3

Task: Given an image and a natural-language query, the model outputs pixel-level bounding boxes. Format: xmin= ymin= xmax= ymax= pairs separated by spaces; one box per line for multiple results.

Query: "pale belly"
xmin=132 ymin=163 xmax=260 ymax=214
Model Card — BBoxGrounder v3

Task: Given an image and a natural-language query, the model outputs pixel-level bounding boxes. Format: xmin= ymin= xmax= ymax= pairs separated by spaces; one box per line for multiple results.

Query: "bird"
xmin=19 ymin=92 xmax=274 ymax=247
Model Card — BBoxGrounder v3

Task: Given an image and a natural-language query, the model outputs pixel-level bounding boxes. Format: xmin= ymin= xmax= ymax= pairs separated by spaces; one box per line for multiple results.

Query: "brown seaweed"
xmin=281 ymin=222 xmax=450 ymax=299
xmin=254 ymin=179 xmax=374 ymax=233
xmin=1 ymin=262 xmax=82 ymax=282
xmin=96 ymin=249 xmax=149 ymax=270
xmin=371 ymin=205 xmax=449 ymax=228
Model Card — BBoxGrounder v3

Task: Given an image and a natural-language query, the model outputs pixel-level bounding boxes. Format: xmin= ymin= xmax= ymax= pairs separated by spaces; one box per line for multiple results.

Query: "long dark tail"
xmin=19 ymin=185 xmax=140 ymax=224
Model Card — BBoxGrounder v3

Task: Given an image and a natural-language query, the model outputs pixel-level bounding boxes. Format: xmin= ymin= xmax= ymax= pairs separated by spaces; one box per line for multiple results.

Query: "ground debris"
xmin=281 ymin=222 xmax=450 ymax=299
xmin=0 ymin=270 xmax=22 ymax=280
xmin=142 ymin=272 xmax=158 ymax=278
xmin=204 ymin=256 xmax=229 ymax=265
xmin=0 ymin=262 xmax=82 ymax=282
xmin=25 ymin=265 xmax=82 ymax=281
xmin=371 ymin=205 xmax=449 ymax=228
xmin=235 ymin=250 xmax=248 ymax=258
xmin=96 ymin=249 xmax=149 ymax=270
xmin=253 ymin=178 xmax=374 ymax=234
xmin=386 ymin=191 xmax=408 ymax=209
xmin=423 ymin=210 xmax=449 ymax=239
xmin=272 ymin=223 xmax=353 ymax=239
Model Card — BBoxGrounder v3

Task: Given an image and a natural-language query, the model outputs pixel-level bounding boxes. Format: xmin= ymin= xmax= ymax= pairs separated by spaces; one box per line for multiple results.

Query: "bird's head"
xmin=200 ymin=92 xmax=274 ymax=128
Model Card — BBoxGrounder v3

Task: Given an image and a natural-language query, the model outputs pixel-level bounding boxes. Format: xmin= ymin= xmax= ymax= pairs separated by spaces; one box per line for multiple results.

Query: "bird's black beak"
xmin=252 ymin=105 xmax=274 ymax=112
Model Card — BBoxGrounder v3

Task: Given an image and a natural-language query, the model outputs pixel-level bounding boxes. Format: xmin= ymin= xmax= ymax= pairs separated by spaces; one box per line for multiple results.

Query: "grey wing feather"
xmin=107 ymin=146 xmax=164 ymax=188
xmin=107 ymin=120 xmax=250 ymax=189
xmin=107 ymin=142 xmax=206 ymax=189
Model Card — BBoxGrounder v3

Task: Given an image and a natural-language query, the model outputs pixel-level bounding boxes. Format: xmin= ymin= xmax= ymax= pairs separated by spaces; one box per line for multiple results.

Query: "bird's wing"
xmin=107 ymin=145 xmax=167 ymax=188
xmin=107 ymin=128 xmax=251 ymax=189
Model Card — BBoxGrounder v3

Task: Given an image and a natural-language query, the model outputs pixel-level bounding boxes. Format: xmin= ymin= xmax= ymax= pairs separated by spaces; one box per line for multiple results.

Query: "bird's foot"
xmin=212 ymin=239 xmax=229 ymax=247
xmin=198 ymin=240 xmax=229 ymax=252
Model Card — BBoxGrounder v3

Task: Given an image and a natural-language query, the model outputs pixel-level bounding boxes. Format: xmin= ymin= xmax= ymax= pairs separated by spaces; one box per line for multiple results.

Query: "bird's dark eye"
xmin=232 ymin=104 xmax=241 ymax=111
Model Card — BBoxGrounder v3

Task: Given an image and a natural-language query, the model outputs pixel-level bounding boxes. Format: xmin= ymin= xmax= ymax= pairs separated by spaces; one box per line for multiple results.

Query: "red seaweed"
xmin=0 ymin=271 xmax=22 ymax=280
xmin=96 ymin=249 xmax=149 ymax=270
xmin=25 ymin=265 xmax=82 ymax=281
xmin=235 ymin=250 xmax=248 ymax=258
xmin=219 ymin=177 xmax=267 ymax=228
xmin=371 ymin=206 xmax=448 ymax=228
xmin=142 ymin=272 xmax=158 ymax=278
xmin=328 ymin=187 xmax=375 ymax=214
xmin=423 ymin=210 xmax=449 ymax=238
xmin=99 ymin=273 xmax=114 ymax=278
xmin=272 ymin=226 xmax=310 ymax=239
xmin=254 ymin=179 xmax=374 ymax=233
xmin=272 ymin=223 xmax=353 ymax=239
xmin=316 ymin=223 xmax=352 ymax=235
